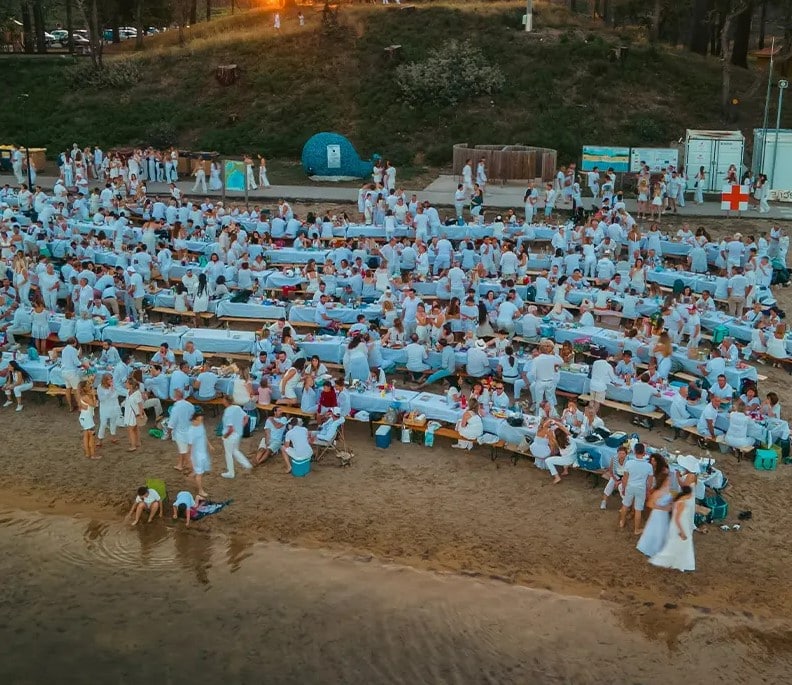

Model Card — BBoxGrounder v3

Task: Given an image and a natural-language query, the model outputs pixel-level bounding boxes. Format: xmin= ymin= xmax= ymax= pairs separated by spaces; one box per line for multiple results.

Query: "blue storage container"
xmin=375 ymin=425 xmax=392 ymax=449
xmin=291 ymin=458 xmax=312 ymax=477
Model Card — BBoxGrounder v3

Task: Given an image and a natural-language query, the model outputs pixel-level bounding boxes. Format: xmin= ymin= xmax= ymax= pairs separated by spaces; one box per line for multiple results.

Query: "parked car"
xmin=50 ymin=29 xmax=68 ymax=42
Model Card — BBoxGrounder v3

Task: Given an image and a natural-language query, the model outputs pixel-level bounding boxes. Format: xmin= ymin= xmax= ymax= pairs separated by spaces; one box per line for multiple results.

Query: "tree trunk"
xmin=65 ymin=0 xmax=74 ymax=54
xmin=731 ymin=2 xmax=752 ymax=67
xmin=721 ymin=5 xmax=745 ymax=115
xmin=20 ymin=1 xmax=34 ymax=53
xmin=569 ymin=0 xmax=577 ymax=13
xmin=689 ymin=0 xmax=712 ymax=54
xmin=230 ymin=0 xmax=235 ymax=16
xmin=190 ymin=0 xmax=197 ymax=25
xmin=650 ymin=0 xmax=661 ymax=42
xmin=32 ymin=0 xmax=47 ymax=53
xmin=134 ymin=0 xmax=144 ymax=50
xmin=758 ymin=0 xmax=767 ymax=49
xmin=78 ymin=0 xmax=103 ymax=67
xmin=206 ymin=0 xmax=211 ymax=22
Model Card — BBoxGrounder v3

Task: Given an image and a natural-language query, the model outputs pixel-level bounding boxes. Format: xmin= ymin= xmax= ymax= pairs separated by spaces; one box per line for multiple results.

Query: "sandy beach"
xmin=3 ymin=211 xmax=792 ymax=682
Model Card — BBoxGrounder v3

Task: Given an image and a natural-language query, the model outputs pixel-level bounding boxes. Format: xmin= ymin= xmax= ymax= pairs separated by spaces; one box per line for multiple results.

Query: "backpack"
xmin=524 ymin=285 xmax=537 ymax=302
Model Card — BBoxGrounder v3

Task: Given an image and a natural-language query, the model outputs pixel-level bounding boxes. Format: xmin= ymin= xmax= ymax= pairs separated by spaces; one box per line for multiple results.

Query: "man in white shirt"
xmin=401 ymin=289 xmax=421 ymax=337
xmin=60 ymin=336 xmax=84 ymax=410
xmin=533 ymin=340 xmax=564 ymax=410
xmin=669 ymin=385 xmax=697 ymax=433
xmin=709 ymin=375 xmax=735 ymax=404
xmin=167 ymin=388 xmax=195 ymax=471
xmin=698 ymin=349 xmax=726 ymax=387
xmin=281 ymin=419 xmax=314 ymax=473
xmin=182 ymin=340 xmax=204 ymax=367
xmin=619 ymin=443 xmax=654 ymax=534
xmin=125 ymin=266 xmax=145 ymax=321
xmin=697 ymin=396 xmax=722 ymax=441
xmin=727 ymin=267 xmax=749 ymax=316
xmin=220 ymin=396 xmax=252 ymax=479
xmin=589 ymin=358 xmax=619 ymax=405
xmin=496 ymin=296 xmax=520 ymax=334
xmin=404 ymin=334 xmax=429 ymax=380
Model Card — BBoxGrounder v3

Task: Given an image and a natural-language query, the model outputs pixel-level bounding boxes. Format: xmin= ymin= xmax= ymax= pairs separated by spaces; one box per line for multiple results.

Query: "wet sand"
xmin=2 ymin=504 xmax=791 ymax=685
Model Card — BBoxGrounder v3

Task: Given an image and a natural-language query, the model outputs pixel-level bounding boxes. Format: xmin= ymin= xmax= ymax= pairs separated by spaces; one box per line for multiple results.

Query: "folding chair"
xmin=312 ymin=417 xmax=347 ymax=463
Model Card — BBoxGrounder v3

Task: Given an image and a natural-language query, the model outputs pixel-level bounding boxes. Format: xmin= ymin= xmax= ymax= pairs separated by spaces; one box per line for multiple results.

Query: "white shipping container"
xmin=684 ymin=130 xmax=745 ymax=192
xmin=752 ymin=128 xmax=792 ymax=201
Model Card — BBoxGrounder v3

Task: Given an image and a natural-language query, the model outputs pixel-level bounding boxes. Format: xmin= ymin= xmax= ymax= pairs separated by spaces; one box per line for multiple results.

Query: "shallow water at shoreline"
xmin=1 ymin=503 xmax=791 ymax=685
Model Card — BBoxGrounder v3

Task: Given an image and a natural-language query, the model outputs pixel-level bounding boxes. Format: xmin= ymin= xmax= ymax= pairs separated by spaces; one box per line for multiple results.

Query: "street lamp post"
xmin=18 ymin=93 xmax=33 ymax=188
xmin=770 ymin=79 xmax=789 ymax=190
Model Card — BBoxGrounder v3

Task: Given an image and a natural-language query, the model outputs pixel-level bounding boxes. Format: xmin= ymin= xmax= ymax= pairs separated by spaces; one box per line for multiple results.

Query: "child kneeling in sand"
xmin=127 ymin=485 xmax=162 ymax=525
xmin=171 ymin=491 xmax=206 ymax=527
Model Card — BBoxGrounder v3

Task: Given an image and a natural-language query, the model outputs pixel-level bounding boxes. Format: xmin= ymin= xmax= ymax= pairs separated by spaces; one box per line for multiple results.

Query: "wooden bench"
xmin=371 ymin=418 xmax=506 ymax=460
xmin=256 ymin=402 xmax=315 ymax=421
xmin=664 ymin=419 xmax=753 ymax=462
xmin=579 ymin=393 xmax=664 ymax=428
xmin=218 ymin=316 xmax=281 ymax=326
xmin=290 ymin=321 xmax=353 ymax=331
xmin=149 ymin=307 xmax=215 ymax=322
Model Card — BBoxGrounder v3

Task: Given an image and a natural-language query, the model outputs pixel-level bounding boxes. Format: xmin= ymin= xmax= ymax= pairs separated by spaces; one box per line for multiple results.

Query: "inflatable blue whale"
xmin=301 ymin=132 xmax=379 ymax=180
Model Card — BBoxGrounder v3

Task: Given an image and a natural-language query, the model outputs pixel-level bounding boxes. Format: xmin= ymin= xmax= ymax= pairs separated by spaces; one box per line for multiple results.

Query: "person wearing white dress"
xmin=244 ymin=155 xmax=257 ymax=190
xmin=650 ymin=486 xmax=696 ymax=572
xmin=258 ymin=157 xmax=271 ymax=188
xmin=453 ymin=398 xmax=484 ymax=450
xmin=123 ymin=378 xmax=144 ymax=452
xmin=96 ymin=374 xmax=122 ymax=447
xmin=636 ymin=476 xmax=672 ymax=557
xmin=209 ymin=161 xmax=223 ymax=190
xmin=78 ymin=382 xmax=98 ymax=460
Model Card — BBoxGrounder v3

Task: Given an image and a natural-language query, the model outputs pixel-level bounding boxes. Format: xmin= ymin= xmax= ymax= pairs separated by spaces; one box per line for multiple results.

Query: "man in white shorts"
xmin=167 ymin=389 xmax=195 ymax=472
xmin=60 ymin=336 xmax=84 ymax=411
xmin=618 ymin=443 xmax=654 ymax=534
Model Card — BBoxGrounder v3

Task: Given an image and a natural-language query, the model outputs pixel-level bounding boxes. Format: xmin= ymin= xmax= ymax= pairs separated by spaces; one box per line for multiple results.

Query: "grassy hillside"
xmin=0 ymin=1 xmax=783 ymax=169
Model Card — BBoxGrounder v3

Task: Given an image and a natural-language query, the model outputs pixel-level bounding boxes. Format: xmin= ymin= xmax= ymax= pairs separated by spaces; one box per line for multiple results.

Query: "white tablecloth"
xmin=181 ymin=328 xmax=256 ymax=354
xmin=102 ymin=323 xmax=188 ymax=349
xmin=215 ymin=300 xmax=286 ymax=320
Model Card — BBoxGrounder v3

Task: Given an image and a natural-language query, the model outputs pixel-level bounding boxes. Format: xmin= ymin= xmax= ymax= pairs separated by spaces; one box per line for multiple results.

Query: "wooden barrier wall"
xmin=452 ymin=144 xmax=557 ymax=183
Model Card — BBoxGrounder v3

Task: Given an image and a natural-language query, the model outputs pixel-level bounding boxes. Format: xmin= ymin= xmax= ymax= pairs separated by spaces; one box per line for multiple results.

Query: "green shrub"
xmin=66 ymin=59 xmax=142 ymax=89
xmin=394 ymin=40 xmax=505 ymax=108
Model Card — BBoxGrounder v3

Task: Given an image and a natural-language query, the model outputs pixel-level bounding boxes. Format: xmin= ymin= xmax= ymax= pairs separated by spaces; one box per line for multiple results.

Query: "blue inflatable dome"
xmin=301 ymin=132 xmax=378 ymax=180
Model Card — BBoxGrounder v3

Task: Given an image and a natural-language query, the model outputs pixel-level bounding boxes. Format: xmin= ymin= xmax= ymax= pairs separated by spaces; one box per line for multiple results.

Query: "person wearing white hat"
xmin=465 ymin=338 xmax=491 ymax=379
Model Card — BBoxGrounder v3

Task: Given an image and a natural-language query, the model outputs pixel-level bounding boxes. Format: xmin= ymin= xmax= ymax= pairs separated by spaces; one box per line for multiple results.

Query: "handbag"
xmin=136 ymin=412 xmax=148 ymax=427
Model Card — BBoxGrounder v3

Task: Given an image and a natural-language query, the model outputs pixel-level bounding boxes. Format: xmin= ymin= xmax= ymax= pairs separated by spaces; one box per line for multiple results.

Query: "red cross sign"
xmin=721 ymin=184 xmax=749 ymax=211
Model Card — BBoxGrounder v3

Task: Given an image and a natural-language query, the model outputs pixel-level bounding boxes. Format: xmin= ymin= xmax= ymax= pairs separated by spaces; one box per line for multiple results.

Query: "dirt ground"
xmin=3 ymin=211 xmax=792 ymax=624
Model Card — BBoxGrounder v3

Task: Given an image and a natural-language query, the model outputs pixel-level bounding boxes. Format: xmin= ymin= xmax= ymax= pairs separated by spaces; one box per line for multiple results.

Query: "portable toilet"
xmin=684 ymin=130 xmax=745 ymax=192
xmin=753 ymin=128 xmax=792 ymax=200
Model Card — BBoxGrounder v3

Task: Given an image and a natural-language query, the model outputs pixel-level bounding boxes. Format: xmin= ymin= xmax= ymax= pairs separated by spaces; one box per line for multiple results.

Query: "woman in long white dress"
xmin=637 ymin=473 xmax=672 ymax=557
xmin=258 ymin=157 xmax=271 ymax=188
xmin=650 ymin=486 xmax=696 ymax=572
xmin=209 ymin=161 xmax=223 ymax=190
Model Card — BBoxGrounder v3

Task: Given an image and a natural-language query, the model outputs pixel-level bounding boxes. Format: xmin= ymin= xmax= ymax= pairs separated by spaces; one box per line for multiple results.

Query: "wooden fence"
xmin=452 ymin=144 xmax=557 ymax=183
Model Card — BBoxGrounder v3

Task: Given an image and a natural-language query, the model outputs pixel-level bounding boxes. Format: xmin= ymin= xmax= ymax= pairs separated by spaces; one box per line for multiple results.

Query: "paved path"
xmin=4 ymin=172 xmax=792 ymax=221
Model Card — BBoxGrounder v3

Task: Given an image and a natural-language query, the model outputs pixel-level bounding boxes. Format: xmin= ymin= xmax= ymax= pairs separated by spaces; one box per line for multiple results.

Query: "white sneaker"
xmin=220 ymin=472 xmax=234 ymax=479
xmin=600 ymin=501 xmax=607 ymax=510
xmin=2 ymin=400 xmax=11 ymax=407
xmin=15 ymin=405 xmax=23 ymax=412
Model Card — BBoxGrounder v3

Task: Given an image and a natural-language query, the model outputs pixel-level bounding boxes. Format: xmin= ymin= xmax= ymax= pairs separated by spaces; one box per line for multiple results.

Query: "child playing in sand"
xmin=127 ymin=485 xmax=162 ymax=525
xmin=171 ymin=491 xmax=206 ymax=527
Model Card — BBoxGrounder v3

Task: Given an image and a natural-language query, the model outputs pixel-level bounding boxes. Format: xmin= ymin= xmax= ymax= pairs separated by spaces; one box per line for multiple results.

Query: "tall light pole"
xmin=18 ymin=93 xmax=33 ymax=188
xmin=759 ymin=37 xmax=775 ymax=174
xmin=770 ymin=79 xmax=789 ymax=189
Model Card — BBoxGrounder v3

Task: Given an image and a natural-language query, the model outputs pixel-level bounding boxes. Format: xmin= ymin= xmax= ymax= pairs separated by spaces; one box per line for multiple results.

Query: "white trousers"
xmin=533 ymin=379 xmax=557 ymax=407
xmin=192 ymin=170 xmax=207 ymax=193
xmin=546 ymin=454 xmax=576 ymax=477
xmin=223 ymin=433 xmax=252 ymax=476
xmin=97 ymin=403 xmax=121 ymax=439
